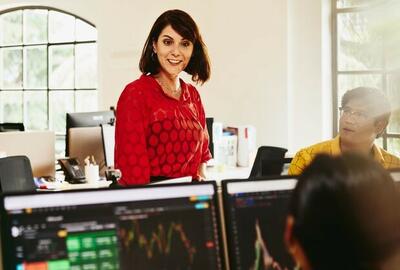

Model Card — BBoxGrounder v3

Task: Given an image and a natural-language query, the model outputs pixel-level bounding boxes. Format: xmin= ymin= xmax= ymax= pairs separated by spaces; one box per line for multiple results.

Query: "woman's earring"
xmin=151 ymin=51 xmax=156 ymax=60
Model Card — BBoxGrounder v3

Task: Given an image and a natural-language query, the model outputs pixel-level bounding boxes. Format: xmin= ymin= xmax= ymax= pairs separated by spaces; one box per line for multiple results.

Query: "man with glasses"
xmin=288 ymin=87 xmax=400 ymax=175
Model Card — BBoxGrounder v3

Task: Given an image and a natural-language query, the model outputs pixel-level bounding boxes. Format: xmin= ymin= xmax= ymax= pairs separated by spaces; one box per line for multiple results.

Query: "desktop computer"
xmin=1 ymin=182 xmax=224 ymax=270
xmin=221 ymin=177 xmax=297 ymax=270
xmin=66 ymin=110 xmax=115 ymax=157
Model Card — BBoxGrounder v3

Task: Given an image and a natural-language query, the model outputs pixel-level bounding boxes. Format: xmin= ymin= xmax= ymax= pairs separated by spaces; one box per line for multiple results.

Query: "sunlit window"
xmin=333 ymin=0 xmax=400 ymax=156
xmin=0 ymin=7 xmax=98 ymax=156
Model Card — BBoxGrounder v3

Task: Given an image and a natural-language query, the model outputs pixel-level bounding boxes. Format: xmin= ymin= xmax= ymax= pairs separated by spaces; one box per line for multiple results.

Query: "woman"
xmin=115 ymin=10 xmax=211 ymax=185
xmin=285 ymin=153 xmax=400 ymax=270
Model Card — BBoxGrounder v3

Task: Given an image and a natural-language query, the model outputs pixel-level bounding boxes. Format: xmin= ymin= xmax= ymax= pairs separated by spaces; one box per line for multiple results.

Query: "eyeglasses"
xmin=339 ymin=106 xmax=371 ymax=122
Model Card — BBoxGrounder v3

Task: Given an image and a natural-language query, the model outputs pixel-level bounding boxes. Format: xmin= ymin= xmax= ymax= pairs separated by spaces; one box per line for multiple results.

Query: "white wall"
xmin=0 ymin=0 xmax=332 ymax=153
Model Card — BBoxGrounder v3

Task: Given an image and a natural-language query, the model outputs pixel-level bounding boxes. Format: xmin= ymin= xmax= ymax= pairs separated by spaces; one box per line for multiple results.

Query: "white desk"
xmin=60 ymin=180 xmax=111 ymax=190
xmin=37 ymin=179 xmax=111 ymax=191
xmin=206 ymin=166 xmax=251 ymax=184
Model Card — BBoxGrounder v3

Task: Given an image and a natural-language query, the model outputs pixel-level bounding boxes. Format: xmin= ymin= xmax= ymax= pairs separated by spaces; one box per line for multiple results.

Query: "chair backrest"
xmin=0 ymin=123 xmax=25 ymax=132
xmin=250 ymin=146 xmax=288 ymax=177
xmin=0 ymin=155 xmax=36 ymax=193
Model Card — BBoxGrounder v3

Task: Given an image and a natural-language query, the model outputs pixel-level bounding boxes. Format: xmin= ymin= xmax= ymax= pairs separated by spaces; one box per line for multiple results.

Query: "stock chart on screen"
xmin=222 ymin=178 xmax=296 ymax=270
xmin=1 ymin=183 xmax=223 ymax=270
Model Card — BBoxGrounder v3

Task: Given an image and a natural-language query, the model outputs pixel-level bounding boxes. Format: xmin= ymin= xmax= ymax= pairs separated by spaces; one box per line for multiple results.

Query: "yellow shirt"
xmin=288 ymin=136 xmax=400 ymax=175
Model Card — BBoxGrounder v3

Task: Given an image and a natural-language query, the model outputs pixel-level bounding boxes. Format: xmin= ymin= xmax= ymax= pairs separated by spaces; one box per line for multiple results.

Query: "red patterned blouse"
xmin=115 ymin=74 xmax=212 ymax=185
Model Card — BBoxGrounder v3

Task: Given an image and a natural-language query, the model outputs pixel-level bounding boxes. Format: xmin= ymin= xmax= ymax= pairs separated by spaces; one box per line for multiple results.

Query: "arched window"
xmin=0 ymin=7 xmax=98 ymax=155
xmin=332 ymin=0 xmax=400 ymax=156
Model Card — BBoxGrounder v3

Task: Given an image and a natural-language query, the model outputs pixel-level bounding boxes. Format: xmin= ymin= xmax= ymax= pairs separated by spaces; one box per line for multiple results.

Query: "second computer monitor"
xmin=66 ymin=110 xmax=115 ymax=156
xmin=222 ymin=177 xmax=296 ymax=270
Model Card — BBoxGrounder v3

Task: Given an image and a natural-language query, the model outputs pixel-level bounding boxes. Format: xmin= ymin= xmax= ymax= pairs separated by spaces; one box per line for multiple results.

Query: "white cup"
xmin=85 ymin=165 xmax=99 ymax=183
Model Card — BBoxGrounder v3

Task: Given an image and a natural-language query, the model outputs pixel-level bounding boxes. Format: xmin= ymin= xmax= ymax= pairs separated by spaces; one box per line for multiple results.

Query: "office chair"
xmin=0 ymin=122 xmax=25 ymax=132
xmin=250 ymin=146 xmax=288 ymax=177
xmin=0 ymin=155 xmax=36 ymax=193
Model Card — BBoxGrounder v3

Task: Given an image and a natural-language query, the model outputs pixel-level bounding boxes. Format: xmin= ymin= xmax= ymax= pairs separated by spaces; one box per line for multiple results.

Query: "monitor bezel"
xmin=0 ymin=181 xmax=226 ymax=270
xmin=221 ymin=175 xmax=298 ymax=269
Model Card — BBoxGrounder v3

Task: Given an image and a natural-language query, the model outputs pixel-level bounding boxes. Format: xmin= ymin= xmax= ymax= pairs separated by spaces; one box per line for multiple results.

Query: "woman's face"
xmin=153 ymin=25 xmax=194 ymax=79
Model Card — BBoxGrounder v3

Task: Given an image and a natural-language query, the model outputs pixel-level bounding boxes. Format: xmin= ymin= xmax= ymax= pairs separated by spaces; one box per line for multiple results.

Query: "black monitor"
xmin=222 ymin=176 xmax=297 ymax=270
xmin=206 ymin=117 xmax=214 ymax=157
xmin=65 ymin=111 xmax=115 ymax=156
xmin=0 ymin=123 xmax=25 ymax=132
xmin=1 ymin=182 xmax=224 ymax=269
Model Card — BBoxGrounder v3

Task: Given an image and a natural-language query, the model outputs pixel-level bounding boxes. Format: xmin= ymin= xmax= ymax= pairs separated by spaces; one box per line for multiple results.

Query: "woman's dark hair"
xmin=139 ymin=9 xmax=210 ymax=84
xmin=289 ymin=153 xmax=400 ymax=270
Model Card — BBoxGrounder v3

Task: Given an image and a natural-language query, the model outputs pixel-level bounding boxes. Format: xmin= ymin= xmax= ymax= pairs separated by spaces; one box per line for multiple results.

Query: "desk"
xmin=60 ymin=180 xmax=111 ymax=190
xmin=206 ymin=166 xmax=251 ymax=184
xmin=37 ymin=179 xmax=112 ymax=191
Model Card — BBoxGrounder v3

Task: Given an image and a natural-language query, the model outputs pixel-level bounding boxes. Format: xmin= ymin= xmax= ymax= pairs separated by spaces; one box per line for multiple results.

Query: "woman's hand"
xmin=197 ymin=163 xmax=207 ymax=181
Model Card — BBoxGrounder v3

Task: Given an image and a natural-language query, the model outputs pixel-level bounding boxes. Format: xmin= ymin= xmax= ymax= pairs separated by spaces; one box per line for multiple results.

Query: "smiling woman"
xmin=114 ymin=9 xmax=212 ymax=186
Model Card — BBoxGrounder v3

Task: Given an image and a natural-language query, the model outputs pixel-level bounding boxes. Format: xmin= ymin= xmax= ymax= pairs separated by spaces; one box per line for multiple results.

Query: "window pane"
xmin=0 ymin=11 xmax=22 ymax=45
xmin=337 ymin=74 xmax=382 ymax=101
xmin=387 ymin=73 xmax=400 ymax=134
xmin=387 ymin=137 xmax=400 ymax=157
xmin=24 ymin=91 xmax=47 ymax=130
xmin=49 ymin=45 xmax=74 ymax=89
xmin=55 ymin=135 xmax=66 ymax=158
xmin=338 ymin=12 xmax=383 ymax=71
xmin=23 ymin=9 xmax=47 ymax=44
xmin=337 ymin=0 xmax=382 ymax=9
xmin=24 ymin=46 xmax=47 ymax=89
xmin=75 ymin=90 xmax=98 ymax=112
xmin=375 ymin=137 xmax=383 ymax=148
xmin=76 ymin=19 xmax=97 ymax=41
xmin=49 ymin=11 xmax=75 ymax=43
xmin=380 ymin=2 xmax=400 ymax=71
xmin=1 ymin=47 xmax=23 ymax=89
xmin=75 ymin=44 xmax=97 ymax=88
xmin=0 ymin=91 xmax=23 ymax=122
xmin=49 ymin=91 xmax=74 ymax=133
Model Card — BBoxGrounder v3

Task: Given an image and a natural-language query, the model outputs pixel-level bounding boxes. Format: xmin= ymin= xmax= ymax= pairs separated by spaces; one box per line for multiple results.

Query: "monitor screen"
xmin=1 ymin=182 xmax=224 ymax=270
xmin=66 ymin=111 xmax=115 ymax=156
xmin=68 ymin=127 xmax=106 ymax=176
xmin=222 ymin=177 xmax=296 ymax=270
xmin=101 ymin=124 xmax=115 ymax=168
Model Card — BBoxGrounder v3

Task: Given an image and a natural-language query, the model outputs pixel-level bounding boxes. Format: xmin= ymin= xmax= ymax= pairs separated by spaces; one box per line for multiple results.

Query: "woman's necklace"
xmin=155 ymin=77 xmax=182 ymax=99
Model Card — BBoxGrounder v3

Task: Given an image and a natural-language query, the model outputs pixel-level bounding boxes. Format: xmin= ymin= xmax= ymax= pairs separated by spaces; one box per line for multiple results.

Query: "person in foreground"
xmin=288 ymin=87 xmax=400 ymax=175
xmin=114 ymin=10 xmax=211 ymax=185
xmin=285 ymin=153 xmax=400 ymax=270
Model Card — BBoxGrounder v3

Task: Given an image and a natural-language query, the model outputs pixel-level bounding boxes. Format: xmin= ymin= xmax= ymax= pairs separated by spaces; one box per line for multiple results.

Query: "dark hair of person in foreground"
xmin=285 ymin=153 xmax=400 ymax=270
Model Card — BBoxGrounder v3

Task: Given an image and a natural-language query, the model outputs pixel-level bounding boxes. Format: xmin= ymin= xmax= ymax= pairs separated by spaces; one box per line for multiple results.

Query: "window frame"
xmin=332 ymin=1 xmax=400 ymax=151
xmin=0 ymin=6 xmax=98 ymax=155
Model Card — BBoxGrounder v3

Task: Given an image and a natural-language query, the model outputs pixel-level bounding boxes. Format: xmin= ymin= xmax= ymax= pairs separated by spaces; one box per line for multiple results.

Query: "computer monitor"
xmin=222 ymin=176 xmax=297 ymax=270
xmin=1 ymin=182 xmax=224 ymax=269
xmin=101 ymin=124 xmax=115 ymax=168
xmin=68 ymin=127 xmax=106 ymax=176
xmin=66 ymin=111 xmax=115 ymax=156
xmin=0 ymin=131 xmax=55 ymax=177
xmin=0 ymin=122 xmax=25 ymax=132
xmin=206 ymin=117 xmax=214 ymax=157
